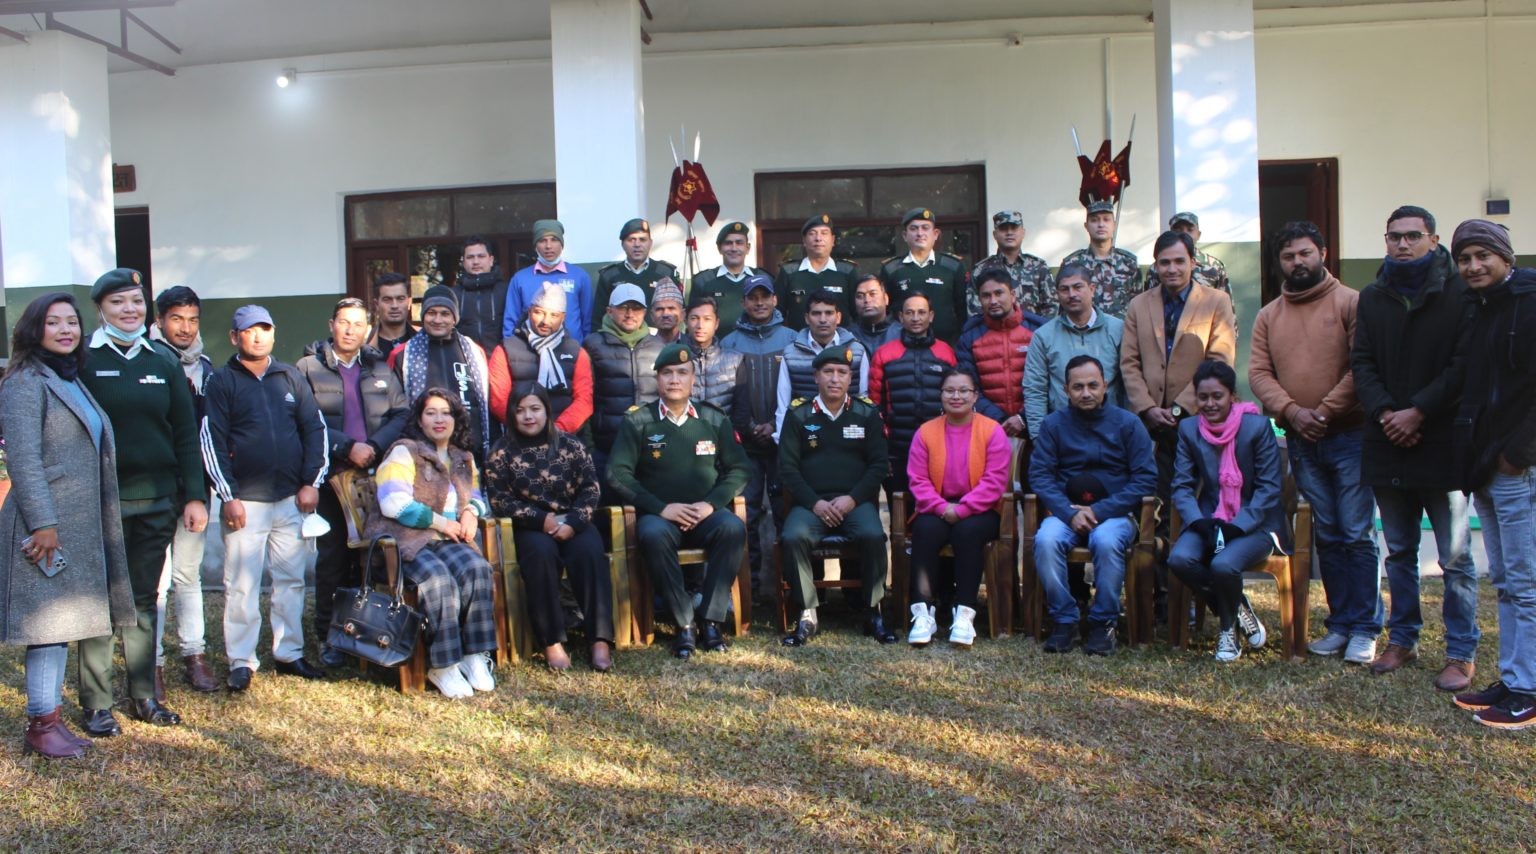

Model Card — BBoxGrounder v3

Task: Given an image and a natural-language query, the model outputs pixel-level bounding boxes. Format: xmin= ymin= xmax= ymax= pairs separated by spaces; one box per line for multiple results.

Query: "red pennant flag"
xmin=666 ymin=160 xmax=721 ymax=225
xmin=1077 ymin=139 xmax=1133 ymax=208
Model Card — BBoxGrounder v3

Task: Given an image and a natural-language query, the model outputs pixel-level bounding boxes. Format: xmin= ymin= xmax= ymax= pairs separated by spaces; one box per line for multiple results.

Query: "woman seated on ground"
xmin=365 ymin=388 xmax=498 ymax=698
xmin=1168 ymin=360 xmax=1289 ymax=662
xmin=905 ymin=367 xmax=1011 ymax=648
xmin=485 ymin=382 xmax=612 ymax=672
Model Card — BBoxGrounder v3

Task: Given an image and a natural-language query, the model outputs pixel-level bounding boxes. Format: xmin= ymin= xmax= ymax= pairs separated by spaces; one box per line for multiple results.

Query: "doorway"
xmin=1257 ymin=159 xmax=1339 ymax=304
xmin=114 ymin=206 xmax=154 ymax=313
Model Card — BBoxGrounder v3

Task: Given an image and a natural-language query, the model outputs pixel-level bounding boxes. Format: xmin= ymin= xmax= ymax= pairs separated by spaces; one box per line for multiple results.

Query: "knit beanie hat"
xmin=532 ymin=219 xmax=565 ymax=244
xmin=532 ymin=281 xmax=567 ymax=313
xmin=651 ymin=277 xmax=684 ymax=307
xmin=1451 ymin=219 xmax=1515 ymax=265
xmin=421 ymin=285 xmax=459 ymax=320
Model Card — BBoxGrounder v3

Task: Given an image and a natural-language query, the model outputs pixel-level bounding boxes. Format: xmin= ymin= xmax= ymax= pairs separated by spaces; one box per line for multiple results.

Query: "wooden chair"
xmin=767 ymin=487 xmax=889 ymax=632
xmin=1016 ymin=494 xmax=1159 ymax=644
xmin=1165 ymin=457 xmax=1313 ymax=662
xmin=329 ymin=469 xmax=510 ymax=693
xmin=493 ymin=506 xmax=637 ymax=663
xmin=623 ymin=495 xmax=752 ymax=646
xmin=888 ymin=490 xmax=1018 ymax=639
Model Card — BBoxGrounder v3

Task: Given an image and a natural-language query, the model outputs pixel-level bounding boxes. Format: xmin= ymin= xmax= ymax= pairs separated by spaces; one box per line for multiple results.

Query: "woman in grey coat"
xmin=0 ymin=293 xmax=133 ymax=758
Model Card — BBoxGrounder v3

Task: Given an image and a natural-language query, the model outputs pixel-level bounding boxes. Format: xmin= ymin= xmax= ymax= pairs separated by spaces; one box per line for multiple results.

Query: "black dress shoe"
xmin=227 ymin=666 xmax=253 ymax=692
xmin=129 ymin=697 xmax=182 ymax=726
xmin=673 ymin=625 xmax=698 ymax=660
xmin=274 ymin=658 xmax=326 ymax=680
xmin=79 ymin=707 xmax=121 ymax=738
xmin=699 ymin=620 xmax=729 ymax=653
xmin=864 ymin=612 xmax=898 ymax=644
xmin=781 ymin=619 xmax=817 ymax=647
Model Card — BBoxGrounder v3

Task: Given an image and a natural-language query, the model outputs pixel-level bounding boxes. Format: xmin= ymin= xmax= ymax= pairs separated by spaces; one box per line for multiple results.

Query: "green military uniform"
xmin=1059 ymin=245 xmax=1144 ymax=319
xmin=882 ymin=207 xmax=972 ymax=343
xmin=972 ymin=252 xmax=1055 ymax=318
xmin=591 ymin=258 xmax=681 ymax=331
xmin=775 ymin=258 xmax=858 ymax=331
xmin=691 ymin=265 xmax=766 ymax=333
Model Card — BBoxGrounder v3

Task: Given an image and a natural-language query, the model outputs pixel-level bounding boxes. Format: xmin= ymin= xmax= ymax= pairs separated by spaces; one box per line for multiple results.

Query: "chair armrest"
xmin=891 ymin=492 xmax=909 ymax=538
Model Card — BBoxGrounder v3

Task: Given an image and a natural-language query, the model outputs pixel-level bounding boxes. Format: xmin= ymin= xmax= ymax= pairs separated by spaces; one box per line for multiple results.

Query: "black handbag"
xmin=327 ymin=536 xmax=425 ymax=668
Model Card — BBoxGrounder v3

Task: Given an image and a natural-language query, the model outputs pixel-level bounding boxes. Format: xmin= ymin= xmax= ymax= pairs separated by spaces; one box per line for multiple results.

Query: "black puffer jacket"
xmin=582 ymin=329 xmax=664 ymax=449
xmin=452 ymin=266 xmax=510 ymax=353
xmin=295 ymin=340 xmax=410 ymax=467
xmin=1457 ymin=267 xmax=1536 ymax=491
xmin=869 ymin=329 xmax=958 ymax=454
xmin=687 ymin=339 xmax=743 ymax=416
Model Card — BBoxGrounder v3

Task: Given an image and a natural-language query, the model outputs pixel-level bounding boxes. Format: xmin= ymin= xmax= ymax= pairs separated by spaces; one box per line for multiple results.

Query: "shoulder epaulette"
xmin=857 ymin=394 xmax=875 ymax=406
xmin=655 ymin=259 xmax=679 ymax=275
xmin=836 ymin=259 xmax=858 ymax=274
xmin=626 ymin=404 xmax=643 ymax=412
xmin=791 ymin=397 xmax=809 ymax=408
xmin=695 ymin=399 xmax=727 ymax=418
xmin=880 ymin=256 xmax=902 ymax=273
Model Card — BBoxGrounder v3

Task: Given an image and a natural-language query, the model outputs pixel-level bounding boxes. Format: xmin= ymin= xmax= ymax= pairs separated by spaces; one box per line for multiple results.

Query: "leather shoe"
xmin=318 ymin=644 xmax=349 ymax=669
xmin=80 ymin=707 xmax=122 ymax=738
xmin=781 ymin=619 xmax=817 ymax=647
xmin=274 ymin=657 xmax=326 ymax=680
xmin=864 ymin=612 xmax=898 ymax=644
xmin=129 ymin=697 xmax=182 ymax=727
xmin=699 ymin=620 xmax=729 ymax=653
xmin=590 ymin=640 xmax=613 ymax=673
xmin=672 ymin=625 xmax=698 ymax=660
xmin=1369 ymin=643 xmax=1418 ymax=675
xmin=227 ymin=666 xmax=253 ymax=692
xmin=1435 ymin=658 xmax=1475 ymax=693
xmin=183 ymin=654 xmax=220 ymax=692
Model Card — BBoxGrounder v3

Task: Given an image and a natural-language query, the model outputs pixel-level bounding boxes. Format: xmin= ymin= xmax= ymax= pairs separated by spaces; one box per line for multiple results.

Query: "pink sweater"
xmin=907 ymin=420 xmax=1010 ymax=518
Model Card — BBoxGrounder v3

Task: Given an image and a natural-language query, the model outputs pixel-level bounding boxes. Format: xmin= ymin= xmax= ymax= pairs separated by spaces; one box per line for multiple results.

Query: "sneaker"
xmin=1236 ymin=596 xmax=1266 ymax=649
xmin=1343 ymin=635 xmax=1377 ymax=665
xmin=1455 ymin=680 xmax=1510 ymax=712
xmin=1308 ymin=632 xmax=1349 ymax=657
xmin=949 ymin=605 xmax=977 ymax=647
xmin=1082 ymin=621 xmax=1116 ymax=656
xmin=1473 ymin=691 xmax=1536 ymax=730
xmin=458 ymin=652 xmax=495 ymax=693
xmin=908 ymin=602 xmax=937 ymax=646
xmin=1214 ymin=628 xmax=1241 ymax=663
xmin=1043 ymin=621 xmax=1076 ymax=654
xmin=427 ymin=665 xmax=474 ymax=699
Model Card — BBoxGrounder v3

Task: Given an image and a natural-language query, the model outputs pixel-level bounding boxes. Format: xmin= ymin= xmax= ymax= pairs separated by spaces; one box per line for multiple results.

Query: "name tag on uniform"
xmin=695 ymin=440 xmax=716 ymax=456
xmin=825 ymin=285 xmax=843 ymax=294
xmin=925 ymin=277 xmax=944 ymax=286
xmin=138 ymin=375 xmax=167 ymax=384
xmin=95 ymin=370 xmax=121 ymax=377
xmin=843 ymin=425 xmax=865 ymax=440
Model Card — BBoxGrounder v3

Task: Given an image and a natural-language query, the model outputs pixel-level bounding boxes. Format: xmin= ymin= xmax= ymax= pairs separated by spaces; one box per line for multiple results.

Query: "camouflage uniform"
xmin=1059 ymin=246 xmax=1144 ymax=319
xmin=970 ymin=252 xmax=1055 ymax=318
xmin=1191 ymin=249 xmax=1229 ymax=297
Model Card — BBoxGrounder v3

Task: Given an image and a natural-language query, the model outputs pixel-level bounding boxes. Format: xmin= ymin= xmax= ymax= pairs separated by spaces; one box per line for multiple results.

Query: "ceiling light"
xmin=276 ymin=68 xmax=296 ymax=88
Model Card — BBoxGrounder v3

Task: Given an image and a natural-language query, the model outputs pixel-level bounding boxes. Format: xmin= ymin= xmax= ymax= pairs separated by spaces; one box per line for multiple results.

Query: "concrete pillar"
xmin=1152 ymin=0 xmax=1262 ymax=336
xmin=549 ymin=0 xmax=645 ymax=264
xmin=0 ymin=30 xmax=116 ymax=330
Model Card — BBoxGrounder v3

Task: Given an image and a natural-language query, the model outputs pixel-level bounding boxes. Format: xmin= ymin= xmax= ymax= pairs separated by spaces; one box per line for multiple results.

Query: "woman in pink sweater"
xmin=905 ymin=367 xmax=1012 ymax=647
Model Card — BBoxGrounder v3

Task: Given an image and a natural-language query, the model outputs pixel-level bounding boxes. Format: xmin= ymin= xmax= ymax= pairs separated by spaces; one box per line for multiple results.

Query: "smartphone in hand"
xmin=20 ymin=535 xmax=67 ymax=576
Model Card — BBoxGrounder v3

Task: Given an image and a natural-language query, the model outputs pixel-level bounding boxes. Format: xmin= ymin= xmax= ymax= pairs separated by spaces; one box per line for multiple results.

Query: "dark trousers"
xmin=80 ymin=508 xmax=177 ymax=707
xmin=514 ymin=525 xmax=614 ymax=647
xmin=1151 ymin=425 xmax=1179 ymax=598
xmin=781 ymin=502 xmax=888 ymax=611
xmin=910 ymin=511 xmax=1000 ymax=610
xmin=1167 ymin=528 xmax=1274 ymax=630
xmin=637 ymin=508 xmax=746 ymax=627
xmin=886 ymin=443 xmax=912 ymax=495
xmin=312 ymin=482 xmax=356 ymax=640
xmin=742 ymin=450 xmax=784 ymax=594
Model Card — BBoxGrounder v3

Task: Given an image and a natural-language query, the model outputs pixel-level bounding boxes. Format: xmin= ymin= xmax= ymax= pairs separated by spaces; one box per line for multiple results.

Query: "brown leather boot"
xmin=154 ymin=666 xmax=166 ymax=702
xmin=1369 ymin=643 xmax=1419 ymax=675
xmin=182 ymin=654 xmax=220 ymax=693
xmin=1435 ymin=659 xmax=1475 ymax=692
xmin=24 ymin=707 xmax=87 ymax=759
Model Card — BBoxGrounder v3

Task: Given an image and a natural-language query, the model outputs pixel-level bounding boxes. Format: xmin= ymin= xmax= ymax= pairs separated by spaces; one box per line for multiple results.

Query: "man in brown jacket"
xmin=1249 ymin=221 xmax=1381 ymax=665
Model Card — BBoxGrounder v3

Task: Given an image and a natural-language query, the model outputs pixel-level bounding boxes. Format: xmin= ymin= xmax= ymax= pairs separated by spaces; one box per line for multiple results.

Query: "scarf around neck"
xmin=402 ymin=332 xmax=490 ymax=459
xmin=39 ymin=350 xmax=81 ymax=381
xmin=1197 ymin=401 xmax=1262 ymax=522
xmin=1382 ymin=251 xmax=1436 ymax=298
xmin=521 ymin=318 xmax=569 ymax=390
xmin=602 ymin=314 xmax=650 ymax=348
xmin=150 ymin=325 xmax=207 ymax=389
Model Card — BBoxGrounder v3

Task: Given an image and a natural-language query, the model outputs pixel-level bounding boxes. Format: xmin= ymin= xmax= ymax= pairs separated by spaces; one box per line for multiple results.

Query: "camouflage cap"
xmin=1086 ymin=200 xmax=1116 ymax=215
xmin=1169 ymin=211 xmax=1199 ymax=228
xmin=992 ymin=210 xmax=1024 ymax=227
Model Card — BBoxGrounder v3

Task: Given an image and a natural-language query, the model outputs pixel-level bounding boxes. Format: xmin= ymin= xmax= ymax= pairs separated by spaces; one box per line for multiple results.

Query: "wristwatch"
xmin=1171 ymin=405 xmax=1184 ymax=419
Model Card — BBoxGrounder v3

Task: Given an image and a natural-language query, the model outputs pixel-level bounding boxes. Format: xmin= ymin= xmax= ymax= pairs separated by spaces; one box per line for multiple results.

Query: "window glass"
xmin=350 ymin=196 xmax=451 ymax=240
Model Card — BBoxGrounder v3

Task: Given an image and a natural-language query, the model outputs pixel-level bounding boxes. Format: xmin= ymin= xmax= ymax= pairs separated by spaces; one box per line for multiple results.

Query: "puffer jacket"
xmin=687 ymin=338 xmax=743 ymax=416
xmin=868 ymin=329 xmax=958 ymax=452
xmin=582 ymin=328 xmax=664 ymax=449
xmin=489 ymin=330 xmax=593 ymax=443
xmin=295 ymin=339 xmax=410 ymax=468
xmin=451 ymin=266 xmax=510 ymax=353
xmin=722 ymin=312 xmax=797 ymax=454
xmin=1457 ymin=267 xmax=1536 ymax=491
xmin=782 ymin=327 xmax=866 ymax=403
xmin=955 ymin=306 xmax=1041 ymax=422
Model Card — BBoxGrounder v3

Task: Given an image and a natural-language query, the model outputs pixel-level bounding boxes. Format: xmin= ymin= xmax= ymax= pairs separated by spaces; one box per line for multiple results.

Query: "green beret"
xmin=801 ymin=213 xmax=833 ymax=234
xmin=620 ymin=218 xmax=650 ymax=240
xmin=653 ymin=342 xmax=694 ymax=371
xmin=91 ymin=267 xmax=143 ymax=302
xmin=716 ymin=221 xmax=749 ymax=246
xmin=901 ymin=207 xmax=935 ymax=227
xmin=812 ymin=345 xmax=856 ymax=370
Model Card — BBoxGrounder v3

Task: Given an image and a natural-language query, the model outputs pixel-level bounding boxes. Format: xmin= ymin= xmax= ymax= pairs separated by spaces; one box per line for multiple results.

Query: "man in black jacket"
xmin=450 ymin=235 xmax=509 ymax=353
xmin=201 ymin=306 xmax=329 ymax=691
xmin=1351 ymin=205 xmax=1479 ymax=690
xmin=295 ymin=297 xmax=409 ymax=667
xmin=582 ymin=283 xmax=663 ymax=501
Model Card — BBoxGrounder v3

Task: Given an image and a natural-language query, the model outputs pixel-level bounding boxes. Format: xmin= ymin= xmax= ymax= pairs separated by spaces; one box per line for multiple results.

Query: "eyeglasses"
xmin=1384 ymin=231 xmax=1428 ymax=245
xmin=942 ymin=388 xmax=976 ymax=396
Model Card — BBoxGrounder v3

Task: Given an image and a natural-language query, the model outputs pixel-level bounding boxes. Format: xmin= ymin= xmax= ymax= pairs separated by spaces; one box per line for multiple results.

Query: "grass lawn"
xmin=1 ymin=579 xmax=1532 ymax=851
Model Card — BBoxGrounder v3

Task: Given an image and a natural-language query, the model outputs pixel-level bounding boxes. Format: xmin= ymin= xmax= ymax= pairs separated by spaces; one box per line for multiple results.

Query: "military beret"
xmin=1169 ymin=211 xmax=1199 ymax=228
xmin=91 ymin=267 xmax=143 ymax=302
xmin=653 ymin=342 xmax=694 ymax=371
xmin=802 ymin=213 xmax=834 ymax=234
xmin=901 ymin=207 xmax=936 ymax=227
xmin=812 ymin=345 xmax=856 ymax=370
xmin=716 ymin=221 xmax=749 ymax=245
xmin=1086 ymin=200 xmax=1116 ymax=215
xmin=620 ymin=218 xmax=650 ymax=240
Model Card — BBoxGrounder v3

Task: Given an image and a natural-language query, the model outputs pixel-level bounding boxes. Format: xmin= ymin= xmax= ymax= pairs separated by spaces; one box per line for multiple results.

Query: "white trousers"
xmin=155 ymin=516 xmax=209 ymax=664
xmin=222 ymin=497 xmax=308 ymax=670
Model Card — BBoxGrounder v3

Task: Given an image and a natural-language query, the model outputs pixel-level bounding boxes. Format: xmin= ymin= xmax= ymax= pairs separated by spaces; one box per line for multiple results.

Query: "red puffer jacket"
xmin=955 ymin=308 xmax=1032 ymax=422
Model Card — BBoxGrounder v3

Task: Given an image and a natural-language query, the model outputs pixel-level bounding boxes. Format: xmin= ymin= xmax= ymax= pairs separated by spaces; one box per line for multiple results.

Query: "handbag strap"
xmin=359 ymin=535 xmax=409 ymax=605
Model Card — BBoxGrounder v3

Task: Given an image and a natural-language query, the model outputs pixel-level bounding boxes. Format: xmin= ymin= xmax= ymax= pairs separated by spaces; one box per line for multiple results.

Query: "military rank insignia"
xmin=647 ymin=434 xmax=666 ymax=459
xmin=805 ymin=423 xmax=820 ymax=449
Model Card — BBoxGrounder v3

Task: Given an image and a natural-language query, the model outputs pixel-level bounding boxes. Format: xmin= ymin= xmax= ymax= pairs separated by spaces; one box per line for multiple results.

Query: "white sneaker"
xmin=949 ymin=605 xmax=977 ymax=647
xmin=908 ymin=602 xmax=937 ymax=646
xmin=1214 ymin=628 xmax=1242 ymax=663
xmin=1343 ymin=635 xmax=1377 ymax=665
xmin=458 ymin=652 xmax=495 ymax=693
xmin=1236 ymin=596 xmax=1266 ymax=649
xmin=1308 ymin=632 xmax=1349 ymax=657
xmin=427 ymin=665 xmax=474 ymax=699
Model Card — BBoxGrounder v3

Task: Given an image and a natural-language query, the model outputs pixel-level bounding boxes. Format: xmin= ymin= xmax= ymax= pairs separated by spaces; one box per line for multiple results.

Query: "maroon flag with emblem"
xmin=666 ymin=160 xmax=720 ymax=225
xmin=1077 ymin=139 xmax=1133 ymax=208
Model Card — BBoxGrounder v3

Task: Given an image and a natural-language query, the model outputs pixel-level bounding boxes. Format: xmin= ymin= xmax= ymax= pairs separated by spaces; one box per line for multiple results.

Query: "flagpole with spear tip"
xmin=667 ymin=133 xmax=694 ymax=284
xmin=1113 ymin=114 xmax=1135 ymax=252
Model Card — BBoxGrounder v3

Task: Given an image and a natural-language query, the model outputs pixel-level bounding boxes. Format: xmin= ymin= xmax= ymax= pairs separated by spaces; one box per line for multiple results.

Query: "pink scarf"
xmin=1197 ymin=401 xmax=1261 ymax=522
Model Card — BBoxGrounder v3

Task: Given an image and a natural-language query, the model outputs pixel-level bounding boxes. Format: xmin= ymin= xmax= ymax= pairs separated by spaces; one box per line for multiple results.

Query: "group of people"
xmin=2 ymin=198 xmax=1533 ymax=761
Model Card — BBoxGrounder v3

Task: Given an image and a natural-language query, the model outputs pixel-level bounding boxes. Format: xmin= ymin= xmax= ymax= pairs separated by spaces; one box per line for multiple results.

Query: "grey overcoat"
xmin=0 ymin=362 xmax=134 ymax=645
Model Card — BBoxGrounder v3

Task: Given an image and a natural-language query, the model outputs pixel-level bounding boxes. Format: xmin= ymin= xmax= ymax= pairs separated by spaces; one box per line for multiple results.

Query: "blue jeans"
xmin=1288 ymin=431 xmax=1382 ymax=638
xmin=1034 ymin=514 xmax=1136 ymax=625
xmin=24 ymin=643 xmax=68 ymax=716
xmin=1473 ymin=470 xmax=1536 ymax=693
xmin=1373 ymin=485 xmax=1480 ymax=660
